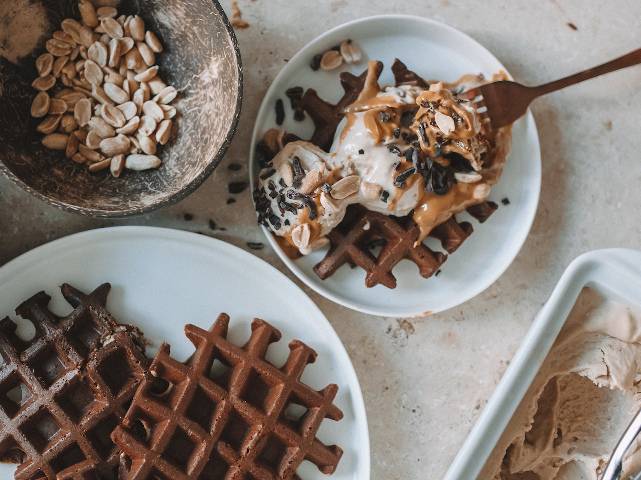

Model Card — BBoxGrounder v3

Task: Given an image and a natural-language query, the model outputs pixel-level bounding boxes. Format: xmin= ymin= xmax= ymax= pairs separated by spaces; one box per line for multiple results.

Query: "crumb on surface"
xmin=231 ymin=0 xmax=250 ymax=29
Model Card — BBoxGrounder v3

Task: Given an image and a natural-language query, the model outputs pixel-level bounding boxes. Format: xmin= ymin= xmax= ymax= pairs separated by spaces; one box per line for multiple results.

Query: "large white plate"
xmin=249 ymin=15 xmax=541 ymax=317
xmin=0 ymin=227 xmax=370 ymax=479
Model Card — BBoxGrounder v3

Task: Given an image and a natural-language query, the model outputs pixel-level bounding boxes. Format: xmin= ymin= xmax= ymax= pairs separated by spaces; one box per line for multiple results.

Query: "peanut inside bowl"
xmin=0 ymin=0 xmax=242 ymax=216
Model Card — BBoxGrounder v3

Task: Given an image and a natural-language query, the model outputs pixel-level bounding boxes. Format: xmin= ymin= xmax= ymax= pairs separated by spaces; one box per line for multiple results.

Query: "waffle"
xmin=0 ymin=283 xmax=147 ymax=480
xmin=301 ymin=61 xmax=383 ymax=151
xmin=112 ymin=313 xmax=343 ymax=480
xmin=309 ymin=60 xmax=499 ymax=287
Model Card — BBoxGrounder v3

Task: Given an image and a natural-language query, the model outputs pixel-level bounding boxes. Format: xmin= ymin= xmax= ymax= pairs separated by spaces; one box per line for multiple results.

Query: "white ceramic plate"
xmin=0 ymin=227 xmax=369 ymax=479
xmin=249 ymin=15 xmax=541 ymax=317
xmin=445 ymin=248 xmax=641 ymax=480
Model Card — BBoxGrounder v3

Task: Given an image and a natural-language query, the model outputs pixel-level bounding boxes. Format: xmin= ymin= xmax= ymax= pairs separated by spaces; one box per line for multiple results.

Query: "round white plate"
xmin=0 ymin=227 xmax=369 ymax=479
xmin=249 ymin=15 xmax=541 ymax=317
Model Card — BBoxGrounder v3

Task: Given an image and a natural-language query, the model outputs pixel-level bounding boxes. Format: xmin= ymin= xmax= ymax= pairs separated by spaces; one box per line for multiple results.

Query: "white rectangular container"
xmin=445 ymin=248 xmax=641 ymax=480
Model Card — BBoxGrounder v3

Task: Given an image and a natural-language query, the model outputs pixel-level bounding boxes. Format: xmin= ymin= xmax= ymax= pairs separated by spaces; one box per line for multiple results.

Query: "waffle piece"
xmin=301 ymin=61 xmax=382 ymax=151
xmin=314 ymin=206 xmax=447 ymax=289
xmin=0 ymin=283 xmax=147 ymax=480
xmin=112 ymin=314 xmax=343 ymax=480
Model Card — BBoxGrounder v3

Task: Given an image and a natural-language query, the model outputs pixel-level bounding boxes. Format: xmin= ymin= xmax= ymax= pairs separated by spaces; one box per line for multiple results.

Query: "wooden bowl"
xmin=0 ymin=0 xmax=242 ymax=216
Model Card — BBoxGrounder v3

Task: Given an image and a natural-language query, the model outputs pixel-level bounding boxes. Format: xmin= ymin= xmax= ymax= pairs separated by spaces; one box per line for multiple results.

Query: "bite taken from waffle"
xmin=253 ymin=59 xmax=513 ymax=288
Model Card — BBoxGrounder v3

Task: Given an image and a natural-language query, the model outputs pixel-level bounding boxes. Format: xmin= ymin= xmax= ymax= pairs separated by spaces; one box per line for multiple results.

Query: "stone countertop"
xmin=2 ymin=0 xmax=641 ymax=478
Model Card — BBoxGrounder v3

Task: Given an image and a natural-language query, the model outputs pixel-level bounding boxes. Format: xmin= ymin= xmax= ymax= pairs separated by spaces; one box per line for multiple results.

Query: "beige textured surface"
xmin=2 ymin=1 xmax=641 ymax=478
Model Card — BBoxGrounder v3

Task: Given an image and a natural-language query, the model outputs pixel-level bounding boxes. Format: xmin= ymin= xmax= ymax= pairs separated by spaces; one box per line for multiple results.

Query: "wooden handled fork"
xmin=462 ymin=47 xmax=641 ymax=128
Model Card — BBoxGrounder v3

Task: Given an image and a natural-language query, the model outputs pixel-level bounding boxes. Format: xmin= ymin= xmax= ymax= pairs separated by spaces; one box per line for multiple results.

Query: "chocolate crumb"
xmin=358 ymin=149 xmax=365 ymax=155
xmin=501 ymin=197 xmax=510 ymax=206
xmin=183 ymin=213 xmax=194 ymax=221
xmin=275 ymin=99 xmax=285 ymax=125
xmin=227 ymin=198 xmax=236 ymax=205
xmin=228 ymin=181 xmax=249 ymax=194
xmin=228 ymin=162 xmax=242 ymax=171
xmin=310 ymin=53 xmax=322 ymax=71
xmin=208 ymin=219 xmax=217 ymax=230
xmin=247 ymin=242 xmax=265 ymax=250
xmin=435 ymin=269 xmax=442 ymax=277
xmin=567 ymin=22 xmax=578 ymax=31
xmin=380 ymin=190 xmax=389 ymax=203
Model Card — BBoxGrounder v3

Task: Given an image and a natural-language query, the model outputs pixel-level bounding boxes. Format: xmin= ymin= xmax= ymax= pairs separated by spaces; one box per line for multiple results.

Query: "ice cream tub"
xmin=445 ymin=248 xmax=641 ymax=480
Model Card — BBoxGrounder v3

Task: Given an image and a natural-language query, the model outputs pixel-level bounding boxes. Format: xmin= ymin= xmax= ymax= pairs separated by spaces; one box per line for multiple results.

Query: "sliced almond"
xmin=320 ymin=50 xmax=343 ymax=71
xmin=85 ymin=130 xmax=103 ymax=149
xmin=136 ymin=41 xmax=155 ymax=66
xmin=110 ymin=154 xmax=125 ymax=177
xmin=60 ymin=114 xmax=78 ymax=133
xmin=339 ymin=39 xmax=362 ymax=64
xmin=291 ymin=224 xmax=311 ymax=252
xmin=42 ymin=133 xmax=69 ymax=150
xmin=454 ymin=171 xmax=482 ymax=183
xmin=330 ymin=175 xmax=360 ymax=200
xmin=137 ymin=134 xmax=157 ymax=155
xmin=129 ymin=15 xmax=145 ymax=41
xmin=74 ymin=98 xmax=92 ymax=126
xmin=84 ymin=59 xmax=103 ymax=85
xmin=138 ymin=115 xmax=157 ymax=136
xmin=134 ymin=66 xmax=158 ymax=83
xmin=124 ymin=47 xmax=144 ymax=71
xmin=104 ymin=82 xmax=129 ymax=104
xmin=147 ymin=77 xmax=166 ymax=95
xmin=36 ymin=115 xmax=62 ymax=134
xmin=32 ymin=75 xmax=56 ymax=92
xmin=52 ymin=31 xmax=75 ymax=45
xmin=58 ymin=90 xmax=85 ymax=109
xmin=88 ymin=41 xmax=108 ymax=66
xmin=78 ymin=25 xmax=95 ymax=48
xmin=132 ymin=88 xmax=145 ymax=111
xmin=101 ymin=103 xmax=126 ymax=127
xmin=299 ymin=168 xmax=323 ymax=194
xmin=108 ymin=38 xmax=122 ymax=68
xmin=473 ymin=183 xmax=491 ymax=200
xmin=91 ymin=84 xmax=114 ymax=105
xmin=101 ymin=17 xmax=124 ymax=39
xmin=36 ymin=53 xmax=54 ymax=77
xmin=155 ymin=119 xmax=172 ymax=145
xmin=61 ymin=62 xmax=77 ymax=79
xmin=144 ymin=30 xmax=163 ymax=53
xmin=155 ymin=86 xmax=177 ymax=105
xmin=116 ymin=115 xmax=140 ymax=135
xmin=79 ymin=144 xmax=103 ymax=162
xmin=119 ymin=37 xmax=135 ymax=54
xmin=160 ymin=104 xmax=176 ymax=119
xmin=31 ymin=92 xmax=50 ymax=118
xmin=89 ymin=117 xmax=116 ymax=138
xmin=52 ymin=55 xmax=69 ymax=77
xmin=100 ymin=134 xmax=131 ymax=156
xmin=61 ymin=19 xmax=82 ymax=41
xmin=97 ymin=6 xmax=118 ymax=19
xmin=46 ymin=39 xmax=72 ymax=57
xmin=79 ymin=0 xmax=99 ymax=27
xmin=49 ymin=98 xmax=68 ymax=115
xmin=88 ymin=158 xmax=111 ymax=172
xmin=117 ymin=101 xmax=137 ymax=120
xmin=142 ymin=100 xmax=163 ymax=123
xmin=125 ymin=154 xmax=161 ymax=171
xmin=65 ymin=132 xmax=79 ymax=158
xmin=434 ymin=110 xmax=455 ymax=135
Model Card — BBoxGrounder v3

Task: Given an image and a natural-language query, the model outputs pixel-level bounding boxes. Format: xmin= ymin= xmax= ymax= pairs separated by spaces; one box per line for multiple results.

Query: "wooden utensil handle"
xmin=533 ymin=47 xmax=641 ymax=96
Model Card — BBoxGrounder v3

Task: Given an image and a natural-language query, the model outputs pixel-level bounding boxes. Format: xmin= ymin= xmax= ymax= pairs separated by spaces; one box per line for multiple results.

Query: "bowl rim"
xmin=0 ymin=0 xmax=244 ymax=218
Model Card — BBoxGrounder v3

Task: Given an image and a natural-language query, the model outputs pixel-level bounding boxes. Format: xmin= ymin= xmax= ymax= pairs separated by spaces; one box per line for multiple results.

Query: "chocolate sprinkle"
xmin=310 ymin=53 xmax=322 ymax=71
xmin=358 ymin=149 xmax=365 ymax=155
xmin=393 ymin=127 xmax=401 ymax=138
xmin=275 ymin=99 xmax=285 ymax=125
xmin=259 ymin=168 xmax=276 ymax=179
xmin=378 ymin=111 xmax=391 ymax=123
xmin=394 ymin=167 xmax=416 ymax=187
xmin=387 ymin=143 xmax=401 ymax=155
xmin=268 ymin=214 xmax=282 ymax=230
xmin=292 ymin=156 xmax=305 ymax=189
xmin=380 ymin=190 xmax=389 ymax=203
xmin=321 ymin=183 xmax=332 ymax=193
xmin=501 ymin=197 xmax=511 ymax=205
xmin=229 ymin=181 xmax=249 ymax=194
xmin=286 ymin=86 xmax=306 ymax=121
xmin=247 ymin=242 xmax=265 ymax=250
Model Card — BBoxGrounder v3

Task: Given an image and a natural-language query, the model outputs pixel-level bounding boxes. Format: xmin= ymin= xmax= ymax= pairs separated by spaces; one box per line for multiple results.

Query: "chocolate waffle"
xmin=0 ymin=283 xmax=147 ymax=480
xmin=301 ymin=61 xmax=383 ymax=151
xmin=112 ymin=314 xmax=343 ymax=480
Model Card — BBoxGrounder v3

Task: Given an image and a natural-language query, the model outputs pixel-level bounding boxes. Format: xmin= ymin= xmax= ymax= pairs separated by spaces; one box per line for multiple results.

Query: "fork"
xmin=462 ymin=47 xmax=641 ymax=128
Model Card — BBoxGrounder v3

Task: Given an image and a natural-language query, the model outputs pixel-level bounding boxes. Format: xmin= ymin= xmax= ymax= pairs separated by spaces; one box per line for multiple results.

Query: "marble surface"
xmin=2 ymin=1 xmax=641 ymax=478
